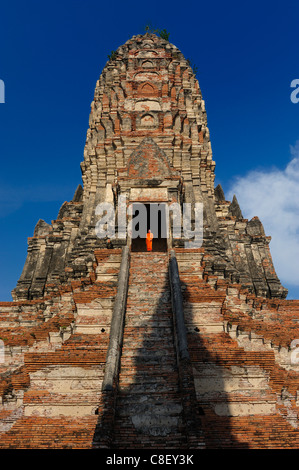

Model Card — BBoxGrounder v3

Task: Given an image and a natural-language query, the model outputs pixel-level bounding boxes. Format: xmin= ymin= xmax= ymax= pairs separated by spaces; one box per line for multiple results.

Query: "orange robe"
xmin=146 ymin=232 xmax=154 ymax=251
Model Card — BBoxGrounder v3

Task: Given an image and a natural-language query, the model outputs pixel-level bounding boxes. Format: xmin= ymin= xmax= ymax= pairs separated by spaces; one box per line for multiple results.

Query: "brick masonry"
xmin=0 ymin=33 xmax=298 ymax=449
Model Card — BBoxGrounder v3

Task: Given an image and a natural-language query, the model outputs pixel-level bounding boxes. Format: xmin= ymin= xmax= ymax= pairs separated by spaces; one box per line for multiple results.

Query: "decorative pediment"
xmin=127 ymin=137 xmax=175 ymax=179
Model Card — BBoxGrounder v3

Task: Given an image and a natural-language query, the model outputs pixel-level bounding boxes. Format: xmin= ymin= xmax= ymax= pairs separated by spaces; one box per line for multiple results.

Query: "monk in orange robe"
xmin=146 ymin=230 xmax=154 ymax=252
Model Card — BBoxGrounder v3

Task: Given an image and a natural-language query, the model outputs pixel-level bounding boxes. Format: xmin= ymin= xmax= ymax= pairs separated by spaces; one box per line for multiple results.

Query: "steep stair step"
xmin=112 ymin=251 xmax=188 ymax=447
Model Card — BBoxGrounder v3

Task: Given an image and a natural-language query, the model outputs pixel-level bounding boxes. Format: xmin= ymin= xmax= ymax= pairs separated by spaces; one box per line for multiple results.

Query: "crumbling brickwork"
xmin=0 ymin=33 xmax=298 ymax=449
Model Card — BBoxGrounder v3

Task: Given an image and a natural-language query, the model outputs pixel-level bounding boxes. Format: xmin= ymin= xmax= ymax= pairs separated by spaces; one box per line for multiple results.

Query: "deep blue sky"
xmin=0 ymin=0 xmax=298 ymax=300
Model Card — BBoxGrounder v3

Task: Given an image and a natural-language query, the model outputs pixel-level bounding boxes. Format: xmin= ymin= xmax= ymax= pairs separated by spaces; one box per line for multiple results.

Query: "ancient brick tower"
xmin=1 ymin=33 xmax=299 ymax=449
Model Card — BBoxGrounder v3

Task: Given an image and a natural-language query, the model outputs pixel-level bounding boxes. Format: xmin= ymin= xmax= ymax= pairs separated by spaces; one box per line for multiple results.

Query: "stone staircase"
xmin=112 ymin=252 xmax=189 ymax=448
xmin=1 ymin=247 xmax=299 ymax=448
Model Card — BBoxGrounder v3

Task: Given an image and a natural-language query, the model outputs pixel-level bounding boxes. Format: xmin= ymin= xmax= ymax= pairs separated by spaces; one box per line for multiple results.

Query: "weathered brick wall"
xmin=0 ymin=33 xmax=297 ymax=449
xmin=0 ymin=249 xmax=121 ymax=448
xmin=176 ymin=248 xmax=299 ymax=448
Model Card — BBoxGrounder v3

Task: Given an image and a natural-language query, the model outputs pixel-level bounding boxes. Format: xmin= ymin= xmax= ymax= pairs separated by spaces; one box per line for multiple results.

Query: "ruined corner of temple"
xmin=0 ymin=32 xmax=299 ymax=450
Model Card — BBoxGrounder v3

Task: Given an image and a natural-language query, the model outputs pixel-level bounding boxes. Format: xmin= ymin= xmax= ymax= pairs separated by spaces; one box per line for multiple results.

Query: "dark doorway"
xmin=131 ymin=203 xmax=168 ymax=252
